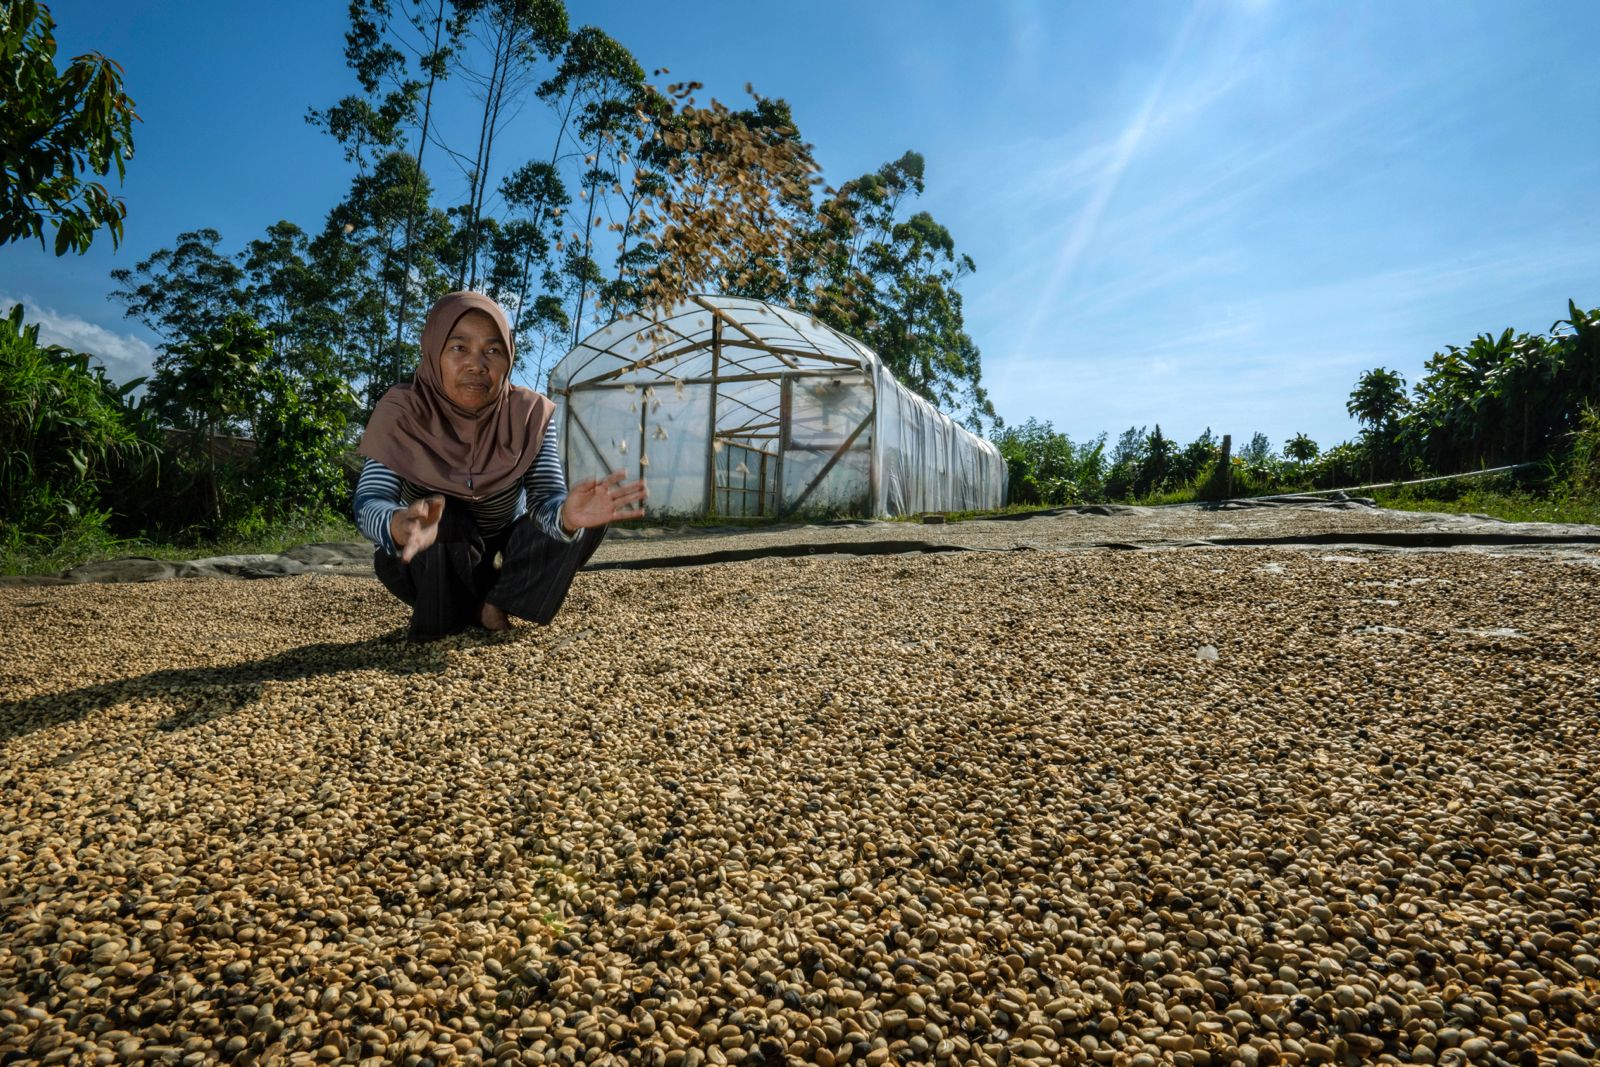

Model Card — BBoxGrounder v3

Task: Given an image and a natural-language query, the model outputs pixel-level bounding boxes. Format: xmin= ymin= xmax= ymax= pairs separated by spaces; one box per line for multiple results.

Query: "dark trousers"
xmin=374 ymin=499 xmax=607 ymax=640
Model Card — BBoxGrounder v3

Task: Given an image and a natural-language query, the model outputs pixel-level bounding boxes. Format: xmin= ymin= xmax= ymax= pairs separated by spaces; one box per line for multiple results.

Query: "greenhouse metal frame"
xmin=547 ymin=295 xmax=1005 ymax=519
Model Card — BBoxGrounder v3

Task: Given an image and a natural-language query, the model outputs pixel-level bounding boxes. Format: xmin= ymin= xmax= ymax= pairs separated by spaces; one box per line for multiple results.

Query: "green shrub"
xmin=1103 ymin=461 xmax=1136 ymax=501
xmin=1571 ymin=403 xmax=1600 ymax=502
xmin=0 ymin=303 xmax=155 ymax=560
xmin=1307 ymin=442 xmax=1363 ymax=489
xmin=1393 ymin=300 xmax=1599 ymax=475
xmin=1195 ymin=457 xmax=1234 ymax=501
xmin=250 ymin=367 xmax=359 ymax=520
xmin=1139 ymin=485 xmax=1199 ymax=506
xmin=0 ymin=485 xmax=125 ymax=574
xmin=1375 ymin=478 xmax=1599 ymax=525
xmin=145 ymin=312 xmax=269 ymax=529
xmin=994 ymin=418 xmax=1105 ymax=505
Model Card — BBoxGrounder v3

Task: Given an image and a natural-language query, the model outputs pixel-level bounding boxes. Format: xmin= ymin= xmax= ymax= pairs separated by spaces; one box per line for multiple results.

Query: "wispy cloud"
xmin=1009 ymin=4 xmax=1247 ymax=357
xmin=1014 ymin=86 xmax=1179 ymax=348
xmin=1097 ymin=73 xmax=1446 ymax=259
xmin=0 ymin=293 xmax=158 ymax=387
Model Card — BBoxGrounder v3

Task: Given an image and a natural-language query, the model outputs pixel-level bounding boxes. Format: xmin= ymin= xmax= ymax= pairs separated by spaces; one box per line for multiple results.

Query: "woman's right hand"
xmin=390 ymin=495 xmax=445 ymax=563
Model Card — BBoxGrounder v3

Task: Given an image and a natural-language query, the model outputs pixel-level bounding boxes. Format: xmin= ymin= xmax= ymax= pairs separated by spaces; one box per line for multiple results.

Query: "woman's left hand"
xmin=561 ymin=469 xmax=648 ymax=532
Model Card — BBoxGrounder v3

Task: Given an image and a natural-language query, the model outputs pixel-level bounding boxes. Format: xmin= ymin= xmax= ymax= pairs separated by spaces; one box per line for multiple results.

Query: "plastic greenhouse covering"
xmin=546 ymin=295 xmax=1006 ymax=519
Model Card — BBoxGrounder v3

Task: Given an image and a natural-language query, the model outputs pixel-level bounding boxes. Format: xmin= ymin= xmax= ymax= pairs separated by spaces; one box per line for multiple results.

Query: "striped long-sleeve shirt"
xmin=354 ymin=421 xmax=578 ymax=555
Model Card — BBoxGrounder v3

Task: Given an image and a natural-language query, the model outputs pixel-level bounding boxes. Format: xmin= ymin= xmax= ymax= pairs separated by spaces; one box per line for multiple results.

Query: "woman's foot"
xmin=479 ymin=601 xmax=511 ymax=631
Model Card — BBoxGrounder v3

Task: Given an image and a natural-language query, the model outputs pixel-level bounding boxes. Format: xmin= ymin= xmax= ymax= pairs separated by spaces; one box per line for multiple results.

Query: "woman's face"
xmin=438 ymin=309 xmax=510 ymax=411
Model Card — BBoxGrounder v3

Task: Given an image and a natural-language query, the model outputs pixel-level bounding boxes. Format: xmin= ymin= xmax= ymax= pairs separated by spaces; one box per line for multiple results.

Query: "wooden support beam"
xmin=638 ymin=391 xmax=648 ymax=483
xmin=566 ymin=406 xmax=613 ymax=476
xmin=758 ymin=451 xmax=768 ymax=516
xmin=712 ymin=389 xmax=780 ymax=426
xmin=775 ymin=377 xmax=790 ymax=509
xmin=716 ymin=419 xmax=780 ymax=434
xmin=704 ymin=317 xmax=720 ymax=515
xmin=571 ymin=305 xmax=863 ymax=388
xmin=867 ymin=373 xmax=879 ymax=517
xmin=692 ymin=295 xmax=804 ymax=370
xmin=580 ymin=340 xmax=851 ymax=387
xmin=569 ymin=369 xmax=843 ymax=389
xmin=710 ymin=349 xmax=767 ymax=377
xmin=569 ymin=313 xmax=707 ymax=384
xmin=713 ymin=338 xmax=862 ymax=367
xmin=723 ymin=443 xmax=778 ymax=459
xmin=613 ymin=314 xmax=701 ymax=360
xmin=578 ymin=340 xmax=702 ymax=386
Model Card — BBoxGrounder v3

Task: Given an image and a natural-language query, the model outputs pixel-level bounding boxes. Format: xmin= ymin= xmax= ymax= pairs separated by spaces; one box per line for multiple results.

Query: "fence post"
xmin=1219 ymin=434 xmax=1233 ymax=499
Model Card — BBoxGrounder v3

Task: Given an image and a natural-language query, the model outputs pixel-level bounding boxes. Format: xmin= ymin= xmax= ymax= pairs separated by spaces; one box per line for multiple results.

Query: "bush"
xmin=0 ymin=304 xmax=155 ymax=563
xmin=0 ymin=485 xmax=122 ymax=574
xmin=1306 ymin=442 xmax=1363 ymax=490
xmin=1172 ymin=429 xmax=1219 ymax=485
xmin=994 ymin=418 xmax=1105 ymax=505
xmin=1102 ymin=461 xmax=1134 ymax=501
xmin=1393 ymin=300 xmax=1599 ymax=475
xmin=1570 ymin=403 xmax=1600 ymax=501
xmin=250 ymin=367 xmax=359 ymax=521
xmin=145 ymin=311 xmax=269 ymax=529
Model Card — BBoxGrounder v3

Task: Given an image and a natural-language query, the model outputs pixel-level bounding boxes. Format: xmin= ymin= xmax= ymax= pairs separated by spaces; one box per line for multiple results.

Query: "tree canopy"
xmin=106 ymin=6 xmax=996 ymax=432
xmin=0 ymin=0 xmax=138 ymax=254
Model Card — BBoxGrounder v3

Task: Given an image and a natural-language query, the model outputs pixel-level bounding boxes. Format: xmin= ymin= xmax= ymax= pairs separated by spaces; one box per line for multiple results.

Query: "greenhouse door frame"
xmin=773 ymin=371 xmax=877 ymax=520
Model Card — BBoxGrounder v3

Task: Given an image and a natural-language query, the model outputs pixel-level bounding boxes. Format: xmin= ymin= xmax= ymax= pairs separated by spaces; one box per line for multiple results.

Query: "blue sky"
xmin=3 ymin=0 xmax=1597 ymax=452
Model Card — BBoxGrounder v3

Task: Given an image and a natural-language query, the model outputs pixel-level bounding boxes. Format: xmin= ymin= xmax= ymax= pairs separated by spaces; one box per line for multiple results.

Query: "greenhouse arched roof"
xmin=548 ymin=295 xmax=1004 ymax=519
xmin=550 ymin=294 xmax=881 ymax=391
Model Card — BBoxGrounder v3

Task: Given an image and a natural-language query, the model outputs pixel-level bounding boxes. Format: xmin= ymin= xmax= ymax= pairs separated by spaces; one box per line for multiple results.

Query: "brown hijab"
xmin=358 ymin=292 xmax=555 ymax=501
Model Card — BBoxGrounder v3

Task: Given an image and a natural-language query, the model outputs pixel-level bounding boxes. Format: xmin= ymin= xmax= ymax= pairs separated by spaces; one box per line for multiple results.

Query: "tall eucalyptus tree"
xmin=492 ymin=159 xmax=568 ymax=344
xmin=533 ymin=26 xmax=643 ymax=340
xmin=453 ymin=0 xmax=569 ymax=290
xmin=328 ymin=150 xmax=451 ymax=409
xmin=240 ymin=220 xmax=317 ymax=369
xmin=109 ymin=229 xmax=244 ymax=350
xmin=809 ymin=151 xmax=995 ymax=429
xmin=391 ymin=0 xmax=475 ymax=379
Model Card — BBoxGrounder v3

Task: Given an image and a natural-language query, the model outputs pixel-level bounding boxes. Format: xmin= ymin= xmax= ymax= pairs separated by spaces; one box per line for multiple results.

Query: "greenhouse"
xmin=546 ymin=295 xmax=1006 ymax=519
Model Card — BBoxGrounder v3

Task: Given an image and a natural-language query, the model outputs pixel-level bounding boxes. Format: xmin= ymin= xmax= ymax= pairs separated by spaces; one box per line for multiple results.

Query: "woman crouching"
xmin=354 ymin=291 xmax=646 ymax=640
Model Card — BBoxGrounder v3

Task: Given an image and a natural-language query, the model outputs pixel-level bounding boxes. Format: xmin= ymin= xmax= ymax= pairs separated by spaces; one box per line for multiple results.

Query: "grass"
xmin=1 ymin=512 xmax=362 ymax=577
xmin=1137 ymin=487 xmax=1202 ymax=506
xmin=1137 ymin=469 xmax=1600 ymax=524
xmin=886 ymin=474 xmax=1600 ymax=527
xmin=1372 ymin=484 xmax=1600 ymax=525
xmin=884 ymin=503 xmax=1071 ymax=523
xmin=123 ymin=514 xmax=364 ymax=560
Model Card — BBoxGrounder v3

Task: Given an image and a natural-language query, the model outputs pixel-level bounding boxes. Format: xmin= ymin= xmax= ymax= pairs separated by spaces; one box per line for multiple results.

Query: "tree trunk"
xmin=469 ymin=35 xmax=516 ymax=291
xmin=511 ymin=101 xmax=576 ymax=341
xmin=393 ymin=0 xmax=448 ymax=383
xmin=613 ymin=179 xmax=641 ymax=302
xmin=464 ymin=18 xmax=512 ymax=289
xmin=206 ymin=417 xmax=220 ymax=526
xmin=570 ymin=137 xmax=603 ymax=344
xmin=459 ymin=20 xmax=506 ymax=289
xmin=374 ymin=225 xmax=397 ymax=382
